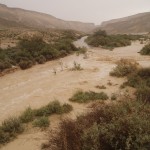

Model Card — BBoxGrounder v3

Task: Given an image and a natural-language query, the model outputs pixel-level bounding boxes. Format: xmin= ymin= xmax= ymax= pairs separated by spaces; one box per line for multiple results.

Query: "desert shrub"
xmin=94 ymin=30 xmax=107 ymax=37
xmin=44 ymin=100 xmax=150 ymax=150
xmin=0 ymin=34 xmax=80 ymax=72
xmin=140 ymin=43 xmax=150 ymax=55
xmin=0 ymin=128 xmax=10 ymax=144
xmin=137 ymin=67 xmax=150 ymax=78
xmin=34 ymin=101 xmax=72 ymax=117
xmin=126 ymin=68 xmax=150 ymax=88
xmin=95 ymin=85 xmax=106 ymax=89
xmin=111 ymin=93 xmax=117 ymax=100
xmin=19 ymin=36 xmax=45 ymax=53
xmin=0 ymin=61 xmax=11 ymax=72
xmin=33 ymin=117 xmax=50 ymax=128
xmin=85 ymin=30 xmax=136 ymax=49
xmin=34 ymin=101 xmax=62 ymax=117
xmin=76 ymin=47 xmax=87 ymax=55
xmin=62 ymin=104 xmax=73 ymax=113
xmin=123 ymin=68 xmax=150 ymax=103
xmin=70 ymin=61 xmax=83 ymax=71
xmin=1 ymin=117 xmax=23 ymax=134
xmin=40 ymin=46 xmax=60 ymax=60
xmin=20 ymin=107 xmax=34 ymax=123
xmin=18 ymin=60 xmax=33 ymax=69
xmin=110 ymin=59 xmax=139 ymax=77
xmin=69 ymin=90 xmax=108 ymax=103
xmin=35 ymin=55 xmax=46 ymax=64
xmin=0 ymin=100 xmax=73 ymax=145
xmin=126 ymin=73 xmax=142 ymax=88
xmin=136 ymin=86 xmax=150 ymax=103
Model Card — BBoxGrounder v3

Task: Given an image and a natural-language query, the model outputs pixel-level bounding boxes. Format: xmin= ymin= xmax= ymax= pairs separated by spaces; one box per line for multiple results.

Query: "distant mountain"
xmin=0 ymin=4 xmax=95 ymax=32
xmin=99 ymin=12 xmax=150 ymax=34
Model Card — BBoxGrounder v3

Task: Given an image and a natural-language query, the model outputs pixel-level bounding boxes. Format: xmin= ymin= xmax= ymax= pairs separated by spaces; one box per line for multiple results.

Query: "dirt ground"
xmin=0 ymin=37 xmax=150 ymax=150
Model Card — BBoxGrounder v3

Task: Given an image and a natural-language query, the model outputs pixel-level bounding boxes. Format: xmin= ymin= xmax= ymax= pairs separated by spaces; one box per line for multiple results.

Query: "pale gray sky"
xmin=0 ymin=0 xmax=150 ymax=24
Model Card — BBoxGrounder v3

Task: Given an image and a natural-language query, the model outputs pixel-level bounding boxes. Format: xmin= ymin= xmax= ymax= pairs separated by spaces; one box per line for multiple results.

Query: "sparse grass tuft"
xmin=69 ymin=90 xmax=108 ymax=103
xmin=70 ymin=61 xmax=83 ymax=71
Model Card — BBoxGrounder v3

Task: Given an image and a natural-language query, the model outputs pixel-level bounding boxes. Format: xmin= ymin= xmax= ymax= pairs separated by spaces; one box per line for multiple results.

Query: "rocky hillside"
xmin=99 ymin=12 xmax=150 ymax=34
xmin=0 ymin=4 xmax=95 ymax=33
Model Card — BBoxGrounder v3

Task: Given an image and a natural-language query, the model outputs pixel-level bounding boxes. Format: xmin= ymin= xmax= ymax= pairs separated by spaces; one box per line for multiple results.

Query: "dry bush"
xmin=42 ymin=100 xmax=150 ymax=150
xmin=110 ymin=59 xmax=139 ymax=77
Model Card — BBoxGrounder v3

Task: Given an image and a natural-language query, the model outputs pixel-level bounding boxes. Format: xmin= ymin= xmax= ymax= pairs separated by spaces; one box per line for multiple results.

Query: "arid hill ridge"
xmin=99 ymin=12 xmax=150 ymax=34
xmin=0 ymin=4 xmax=95 ymax=32
xmin=0 ymin=4 xmax=150 ymax=34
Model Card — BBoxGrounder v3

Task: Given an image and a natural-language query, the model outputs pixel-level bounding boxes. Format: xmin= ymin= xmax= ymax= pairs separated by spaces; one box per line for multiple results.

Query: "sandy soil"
xmin=0 ymin=39 xmax=17 ymax=49
xmin=0 ymin=37 xmax=150 ymax=150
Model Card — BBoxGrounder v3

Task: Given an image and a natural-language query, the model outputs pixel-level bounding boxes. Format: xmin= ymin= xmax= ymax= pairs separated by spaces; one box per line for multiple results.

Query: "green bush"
xmin=44 ymin=100 xmax=150 ymax=150
xmin=62 ymin=104 xmax=73 ymax=113
xmin=126 ymin=68 xmax=150 ymax=88
xmin=0 ymin=34 xmax=81 ymax=72
xmin=19 ymin=36 xmax=45 ymax=53
xmin=69 ymin=90 xmax=108 ymax=103
xmin=140 ymin=43 xmax=150 ymax=55
xmin=136 ymin=86 xmax=150 ymax=103
xmin=138 ymin=67 xmax=150 ymax=78
xmin=20 ymin=107 xmax=34 ymax=123
xmin=85 ymin=30 xmax=138 ymax=49
xmin=1 ymin=117 xmax=23 ymax=134
xmin=124 ymin=68 xmax=150 ymax=103
xmin=40 ymin=46 xmax=60 ymax=60
xmin=35 ymin=55 xmax=46 ymax=64
xmin=0 ymin=101 xmax=73 ymax=145
xmin=33 ymin=117 xmax=50 ymax=128
xmin=0 ymin=61 xmax=11 ymax=72
xmin=0 ymin=128 xmax=10 ymax=144
xmin=34 ymin=101 xmax=72 ymax=117
xmin=110 ymin=59 xmax=139 ymax=77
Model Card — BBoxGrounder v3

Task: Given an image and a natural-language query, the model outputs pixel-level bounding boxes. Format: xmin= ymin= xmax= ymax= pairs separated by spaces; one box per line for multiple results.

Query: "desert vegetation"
xmin=110 ymin=59 xmax=150 ymax=103
xmin=0 ymin=101 xmax=73 ymax=145
xmin=70 ymin=61 xmax=83 ymax=71
xmin=140 ymin=43 xmax=150 ymax=55
xmin=42 ymin=99 xmax=150 ymax=150
xmin=69 ymin=90 xmax=108 ymax=103
xmin=86 ymin=30 xmax=146 ymax=49
xmin=124 ymin=68 xmax=150 ymax=103
xmin=110 ymin=59 xmax=139 ymax=77
xmin=0 ymin=30 xmax=82 ymax=73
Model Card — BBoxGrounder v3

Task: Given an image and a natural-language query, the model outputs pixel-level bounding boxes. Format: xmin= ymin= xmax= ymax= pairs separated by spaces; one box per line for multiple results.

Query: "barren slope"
xmin=0 ymin=4 xmax=95 ymax=32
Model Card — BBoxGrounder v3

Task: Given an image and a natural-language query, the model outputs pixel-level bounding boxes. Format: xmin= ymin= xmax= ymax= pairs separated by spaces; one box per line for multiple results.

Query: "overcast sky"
xmin=0 ymin=0 xmax=150 ymax=24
